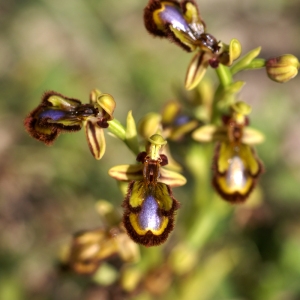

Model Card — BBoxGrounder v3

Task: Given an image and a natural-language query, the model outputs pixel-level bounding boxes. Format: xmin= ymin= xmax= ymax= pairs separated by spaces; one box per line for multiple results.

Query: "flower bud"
xmin=138 ymin=113 xmax=162 ymax=139
xmin=218 ymin=39 xmax=242 ymax=66
xmin=266 ymin=54 xmax=299 ymax=83
xmin=231 ymin=101 xmax=252 ymax=116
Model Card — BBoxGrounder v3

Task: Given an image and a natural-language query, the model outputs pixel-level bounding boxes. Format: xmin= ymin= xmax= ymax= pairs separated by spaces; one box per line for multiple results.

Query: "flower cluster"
xmin=23 ymin=0 xmax=300 ymax=262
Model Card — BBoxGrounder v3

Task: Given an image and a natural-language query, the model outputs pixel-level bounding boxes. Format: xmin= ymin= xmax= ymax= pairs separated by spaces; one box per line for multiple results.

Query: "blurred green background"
xmin=1 ymin=0 xmax=300 ymax=299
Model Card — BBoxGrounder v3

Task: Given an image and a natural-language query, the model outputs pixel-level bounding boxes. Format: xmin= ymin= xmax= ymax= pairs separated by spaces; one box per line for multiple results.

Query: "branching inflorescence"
xmin=24 ymin=0 xmax=300 ymax=287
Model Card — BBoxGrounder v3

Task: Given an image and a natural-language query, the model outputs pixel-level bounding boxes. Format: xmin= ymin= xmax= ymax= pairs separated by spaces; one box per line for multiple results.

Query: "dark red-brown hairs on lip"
xmin=144 ymin=0 xmax=194 ymax=52
xmin=24 ymin=91 xmax=82 ymax=145
xmin=144 ymin=0 xmax=179 ymax=37
xmin=122 ymin=181 xmax=180 ymax=247
xmin=122 ymin=212 xmax=175 ymax=247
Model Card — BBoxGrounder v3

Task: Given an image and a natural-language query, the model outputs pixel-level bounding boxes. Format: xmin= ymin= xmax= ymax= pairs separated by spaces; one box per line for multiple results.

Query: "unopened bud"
xmin=266 ymin=54 xmax=299 ymax=83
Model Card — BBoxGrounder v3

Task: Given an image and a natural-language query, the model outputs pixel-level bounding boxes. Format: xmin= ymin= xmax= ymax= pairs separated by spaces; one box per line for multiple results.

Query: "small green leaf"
xmin=230 ymin=46 xmax=262 ymax=75
xmin=125 ymin=111 xmax=140 ymax=155
xmin=216 ymin=81 xmax=246 ymax=110
xmin=245 ymin=58 xmax=266 ymax=70
xmin=215 ymin=64 xmax=232 ymax=88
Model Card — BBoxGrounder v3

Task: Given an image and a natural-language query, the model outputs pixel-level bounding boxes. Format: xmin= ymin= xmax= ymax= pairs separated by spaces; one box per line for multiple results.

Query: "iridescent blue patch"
xmin=226 ymin=155 xmax=247 ymax=189
xmin=160 ymin=5 xmax=193 ymax=37
xmin=174 ymin=115 xmax=190 ymax=126
xmin=39 ymin=109 xmax=67 ymax=121
xmin=138 ymin=195 xmax=161 ymax=230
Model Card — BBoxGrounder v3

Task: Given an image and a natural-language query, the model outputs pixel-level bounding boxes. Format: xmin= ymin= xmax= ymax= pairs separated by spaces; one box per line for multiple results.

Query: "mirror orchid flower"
xmin=24 ymin=89 xmax=116 ymax=160
xmin=109 ymin=134 xmax=186 ymax=246
xmin=144 ymin=0 xmax=241 ymax=90
xmin=192 ymin=101 xmax=264 ymax=203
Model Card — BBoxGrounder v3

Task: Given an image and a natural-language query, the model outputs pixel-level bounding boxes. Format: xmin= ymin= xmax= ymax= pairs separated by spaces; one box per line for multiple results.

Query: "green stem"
xmin=184 ymin=143 xmax=232 ymax=250
xmin=108 ymin=118 xmax=139 ymax=157
xmin=244 ymin=58 xmax=266 ymax=71
xmin=108 ymin=119 xmax=126 ymax=141
xmin=215 ymin=64 xmax=232 ymax=88
xmin=230 ymin=47 xmax=263 ymax=75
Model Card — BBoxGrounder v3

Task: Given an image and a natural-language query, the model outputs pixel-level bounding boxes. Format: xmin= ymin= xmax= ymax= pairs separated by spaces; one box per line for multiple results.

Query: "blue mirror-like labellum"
xmin=174 ymin=115 xmax=191 ymax=126
xmin=138 ymin=195 xmax=161 ymax=231
xmin=160 ymin=5 xmax=195 ymax=38
xmin=39 ymin=109 xmax=68 ymax=121
xmin=226 ymin=155 xmax=247 ymax=189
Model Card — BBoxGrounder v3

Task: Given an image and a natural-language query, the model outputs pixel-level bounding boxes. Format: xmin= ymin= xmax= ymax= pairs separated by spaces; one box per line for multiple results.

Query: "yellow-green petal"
xmin=242 ymin=127 xmax=265 ymax=145
xmin=84 ymin=118 xmax=106 ymax=160
xmin=97 ymin=93 xmax=116 ymax=120
xmin=108 ymin=164 xmax=143 ymax=181
xmin=231 ymin=46 xmax=261 ymax=75
xmin=159 ymin=168 xmax=187 ymax=187
xmin=125 ymin=110 xmax=139 ymax=155
xmin=192 ymin=125 xmax=227 ymax=143
xmin=185 ymin=51 xmax=210 ymax=91
xmin=47 ymin=95 xmax=80 ymax=109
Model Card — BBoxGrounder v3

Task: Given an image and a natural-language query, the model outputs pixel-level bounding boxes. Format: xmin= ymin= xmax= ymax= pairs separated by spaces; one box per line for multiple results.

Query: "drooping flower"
xmin=24 ymin=89 xmax=116 ymax=159
xmin=143 ymin=0 xmax=241 ymax=89
xmin=138 ymin=100 xmax=199 ymax=143
xmin=192 ymin=101 xmax=264 ymax=203
xmin=109 ymin=134 xmax=186 ymax=246
xmin=61 ymin=225 xmax=139 ymax=275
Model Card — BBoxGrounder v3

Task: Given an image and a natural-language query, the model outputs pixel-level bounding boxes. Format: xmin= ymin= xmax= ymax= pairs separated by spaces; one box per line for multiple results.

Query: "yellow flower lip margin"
xmin=122 ymin=179 xmax=180 ymax=247
xmin=212 ymin=142 xmax=264 ymax=203
xmin=144 ymin=0 xmax=206 ymax=52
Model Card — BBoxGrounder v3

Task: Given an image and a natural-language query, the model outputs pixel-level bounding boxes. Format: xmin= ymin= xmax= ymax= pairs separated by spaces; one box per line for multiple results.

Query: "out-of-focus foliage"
xmin=1 ymin=0 xmax=300 ymax=299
